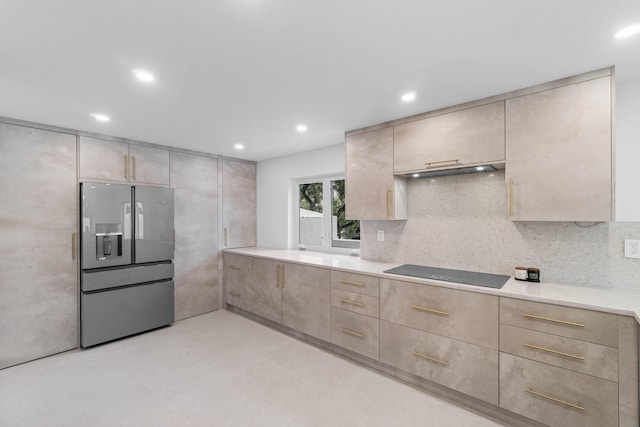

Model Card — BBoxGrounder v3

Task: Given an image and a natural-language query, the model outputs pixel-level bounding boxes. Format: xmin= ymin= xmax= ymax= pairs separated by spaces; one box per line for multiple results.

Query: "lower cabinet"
xmin=500 ymin=353 xmax=618 ymax=427
xmin=380 ymin=321 xmax=499 ymax=405
xmin=330 ymin=307 xmax=380 ymax=360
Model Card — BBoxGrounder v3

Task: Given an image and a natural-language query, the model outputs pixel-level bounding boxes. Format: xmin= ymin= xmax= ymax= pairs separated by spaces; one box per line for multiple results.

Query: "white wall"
xmin=615 ymin=78 xmax=640 ymax=220
xmin=257 ymin=144 xmax=344 ymax=248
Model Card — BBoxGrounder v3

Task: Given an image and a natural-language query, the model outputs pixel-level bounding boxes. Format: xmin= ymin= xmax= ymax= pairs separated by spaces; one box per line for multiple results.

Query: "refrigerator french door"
xmin=80 ymin=182 xmax=174 ymax=347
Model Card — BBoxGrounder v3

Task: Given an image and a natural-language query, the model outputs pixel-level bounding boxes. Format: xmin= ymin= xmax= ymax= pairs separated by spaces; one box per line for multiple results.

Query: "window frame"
xmin=291 ymin=174 xmax=360 ymax=255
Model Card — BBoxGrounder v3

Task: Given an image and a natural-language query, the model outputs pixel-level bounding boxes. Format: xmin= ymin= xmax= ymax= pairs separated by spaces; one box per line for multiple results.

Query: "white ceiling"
xmin=1 ymin=0 xmax=639 ymax=161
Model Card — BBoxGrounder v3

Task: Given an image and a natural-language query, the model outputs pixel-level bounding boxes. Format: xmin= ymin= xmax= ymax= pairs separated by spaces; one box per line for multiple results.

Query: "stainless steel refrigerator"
xmin=80 ymin=182 xmax=174 ymax=347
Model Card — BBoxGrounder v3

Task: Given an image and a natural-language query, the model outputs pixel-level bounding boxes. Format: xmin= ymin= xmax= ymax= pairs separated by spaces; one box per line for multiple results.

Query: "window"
xmin=297 ymin=177 xmax=360 ymax=251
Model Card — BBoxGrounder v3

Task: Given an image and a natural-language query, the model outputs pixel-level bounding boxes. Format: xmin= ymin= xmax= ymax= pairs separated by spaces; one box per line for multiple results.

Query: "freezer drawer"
xmin=81 ymin=281 xmax=174 ymax=347
xmin=81 ymin=262 xmax=174 ymax=292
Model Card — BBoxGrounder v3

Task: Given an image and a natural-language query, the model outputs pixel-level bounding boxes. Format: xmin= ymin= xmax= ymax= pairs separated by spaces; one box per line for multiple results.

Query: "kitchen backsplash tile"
xmin=361 ymin=171 xmax=640 ymax=290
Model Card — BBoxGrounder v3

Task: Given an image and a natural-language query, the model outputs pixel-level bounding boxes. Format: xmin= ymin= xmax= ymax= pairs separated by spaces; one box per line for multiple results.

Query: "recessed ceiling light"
xmin=90 ymin=113 xmax=110 ymax=122
xmin=401 ymin=92 xmax=416 ymax=102
xmin=234 ymin=143 xmax=244 ymax=150
xmin=296 ymin=124 xmax=308 ymax=133
xmin=132 ymin=69 xmax=155 ymax=82
xmin=412 ymin=173 xmax=420 ymax=178
xmin=614 ymin=24 xmax=640 ymax=39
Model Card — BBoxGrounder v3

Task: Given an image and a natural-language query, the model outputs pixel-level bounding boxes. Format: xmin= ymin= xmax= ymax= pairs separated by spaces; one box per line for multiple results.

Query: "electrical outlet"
xmin=377 ymin=230 xmax=384 ymax=242
xmin=624 ymin=239 xmax=640 ymax=258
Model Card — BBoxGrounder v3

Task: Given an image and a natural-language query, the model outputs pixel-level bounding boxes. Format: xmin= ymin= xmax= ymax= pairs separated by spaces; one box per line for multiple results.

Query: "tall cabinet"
xmin=0 ymin=123 xmax=78 ymax=369
xmin=170 ymin=152 xmax=219 ymax=320
xmin=222 ymin=159 xmax=257 ymax=248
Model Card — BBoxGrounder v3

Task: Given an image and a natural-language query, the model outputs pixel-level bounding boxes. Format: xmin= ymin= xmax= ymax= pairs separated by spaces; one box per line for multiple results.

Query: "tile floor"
xmin=0 ymin=310 xmax=506 ymax=426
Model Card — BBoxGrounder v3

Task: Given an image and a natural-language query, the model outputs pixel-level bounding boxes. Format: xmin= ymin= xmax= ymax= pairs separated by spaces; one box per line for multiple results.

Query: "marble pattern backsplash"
xmin=360 ymin=171 xmax=640 ymax=290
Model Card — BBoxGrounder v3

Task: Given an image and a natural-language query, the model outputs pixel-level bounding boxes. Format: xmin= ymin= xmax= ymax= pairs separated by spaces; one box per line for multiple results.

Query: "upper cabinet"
xmin=345 ymin=127 xmax=407 ymax=220
xmin=79 ymin=136 xmax=170 ymax=185
xmin=505 ymin=76 xmax=612 ymax=221
xmin=222 ymin=159 xmax=257 ymax=248
xmin=393 ymin=101 xmax=505 ymax=174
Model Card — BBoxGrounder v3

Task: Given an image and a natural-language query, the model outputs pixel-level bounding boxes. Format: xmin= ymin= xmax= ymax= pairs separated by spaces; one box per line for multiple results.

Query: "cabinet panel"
xmin=245 ymin=257 xmax=282 ymax=324
xmin=500 ymin=353 xmax=618 ymax=427
xmin=79 ymin=136 xmax=129 ymax=182
xmin=380 ymin=278 xmax=499 ymax=349
xmin=381 ymin=321 xmax=498 ymax=405
xmin=331 ymin=307 xmax=379 ymax=360
xmin=345 ymin=127 xmax=407 ymax=220
xmin=0 ymin=123 xmax=78 ymax=369
xmin=505 ymin=76 xmax=612 ymax=221
xmin=222 ymin=253 xmax=250 ymax=309
xmin=281 ymin=262 xmax=330 ymax=341
xmin=129 ymin=145 xmax=170 ymax=185
xmin=170 ymin=152 xmax=218 ymax=320
xmin=393 ymin=101 xmax=505 ymax=173
xmin=500 ymin=297 xmax=618 ymax=347
xmin=500 ymin=324 xmax=618 ymax=382
xmin=222 ymin=159 xmax=256 ymax=248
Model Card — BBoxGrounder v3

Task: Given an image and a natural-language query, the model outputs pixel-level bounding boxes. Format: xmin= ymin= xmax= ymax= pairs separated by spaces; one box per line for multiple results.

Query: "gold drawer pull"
xmin=340 ymin=328 xmax=365 ymax=339
xmin=412 ymin=351 xmax=449 ymax=366
xmin=412 ymin=305 xmax=449 ymax=316
xmin=425 ymin=159 xmax=460 ymax=168
xmin=523 ymin=313 xmax=585 ymax=328
xmin=525 ymin=389 xmax=585 ymax=411
xmin=228 ymin=291 xmax=240 ymax=297
xmin=340 ymin=298 xmax=364 ymax=307
xmin=226 ymin=265 xmax=241 ymax=271
xmin=339 ymin=279 xmax=365 ymax=288
xmin=524 ymin=344 xmax=585 ymax=361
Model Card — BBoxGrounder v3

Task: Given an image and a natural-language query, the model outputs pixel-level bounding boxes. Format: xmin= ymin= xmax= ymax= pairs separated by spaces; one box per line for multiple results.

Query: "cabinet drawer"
xmin=331 ymin=270 xmax=379 ymax=297
xmin=380 ymin=321 xmax=498 ymax=404
xmin=331 ymin=307 xmax=379 ymax=360
xmin=331 ymin=288 xmax=379 ymax=318
xmin=500 ymin=324 xmax=618 ymax=382
xmin=380 ymin=279 xmax=498 ymax=349
xmin=500 ymin=353 xmax=618 ymax=427
xmin=500 ymin=298 xmax=618 ymax=347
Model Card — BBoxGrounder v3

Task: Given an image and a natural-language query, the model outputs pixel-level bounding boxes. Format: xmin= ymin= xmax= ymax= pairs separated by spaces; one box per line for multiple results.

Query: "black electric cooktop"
xmin=383 ymin=264 xmax=510 ymax=289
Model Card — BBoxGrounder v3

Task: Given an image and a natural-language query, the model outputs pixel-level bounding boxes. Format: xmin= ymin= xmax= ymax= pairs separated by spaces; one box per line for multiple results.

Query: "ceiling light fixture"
xmin=90 ymin=113 xmax=110 ymax=122
xmin=401 ymin=92 xmax=416 ymax=102
xmin=234 ymin=143 xmax=244 ymax=150
xmin=296 ymin=124 xmax=308 ymax=133
xmin=132 ymin=68 xmax=155 ymax=82
xmin=614 ymin=24 xmax=640 ymax=39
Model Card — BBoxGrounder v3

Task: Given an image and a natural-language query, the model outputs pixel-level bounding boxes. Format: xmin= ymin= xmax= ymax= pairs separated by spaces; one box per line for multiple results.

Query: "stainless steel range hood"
xmin=400 ymin=164 xmax=501 ymax=179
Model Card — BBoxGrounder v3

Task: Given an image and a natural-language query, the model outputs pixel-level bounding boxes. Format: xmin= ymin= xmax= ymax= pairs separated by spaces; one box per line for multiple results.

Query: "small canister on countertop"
xmin=515 ymin=266 xmax=528 ymax=281
xmin=527 ymin=267 xmax=540 ymax=282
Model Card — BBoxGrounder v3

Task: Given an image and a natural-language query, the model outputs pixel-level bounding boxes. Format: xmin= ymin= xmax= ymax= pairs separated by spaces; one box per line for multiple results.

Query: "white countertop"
xmin=225 ymin=247 xmax=640 ymax=322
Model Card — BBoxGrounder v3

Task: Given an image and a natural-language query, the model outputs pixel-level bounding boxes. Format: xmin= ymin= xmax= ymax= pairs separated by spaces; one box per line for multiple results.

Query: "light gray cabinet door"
xmin=129 ymin=145 xmax=170 ymax=185
xmin=246 ymin=257 xmax=282 ymax=324
xmin=0 ymin=123 xmax=78 ymax=369
xmin=281 ymin=262 xmax=331 ymax=341
xmin=394 ymin=101 xmax=505 ymax=173
xmin=222 ymin=159 xmax=256 ymax=248
xmin=505 ymin=76 xmax=612 ymax=221
xmin=170 ymin=152 xmax=219 ymax=320
xmin=79 ymin=136 xmax=130 ymax=182
xmin=345 ymin=127 xmax=407 ymax=220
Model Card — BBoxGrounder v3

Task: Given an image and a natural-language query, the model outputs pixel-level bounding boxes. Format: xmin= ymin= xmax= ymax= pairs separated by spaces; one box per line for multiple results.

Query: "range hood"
xmin=400 ymin=164 xmax=501 ymax=179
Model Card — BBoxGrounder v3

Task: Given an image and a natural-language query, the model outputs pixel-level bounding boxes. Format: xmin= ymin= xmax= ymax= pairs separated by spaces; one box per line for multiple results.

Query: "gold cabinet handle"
xmin=509 ymin=177 xmax=513 ymax=217
xmin=280 ymin=265 xmax=285 ymax=289
xmin=224 ymin=228 xmax=228 ymax=247
xmin=276 ymin=265 xmax=281 ymax=288
xmin=412 ymin=305 xmax=449 ymax=316
xmin=340 ymin=298 xmax=364 ymax=307
xmin=132 ymin=155 xmax=136 ymax=181
xmin=524 ymin=344 xmax=585 ymax=361
xmin=124 ymin=154 xmax=128 ymax=179
xmin=386 ymin=187 xmax=392 ymax=218
xmin=339 ymin=279 xmax=365 ymax=288
xmin=226 ymin=265 xmax=240 ymax=271
xmin=525 ymin=389 xmax=585 ymax=411
xmin=71 ymin=232 xmax=76 ymax=261
xmin=412 ymin=351 xmax=449 ymax=366
xmin=340 ymin=328 xmax=365 ymax=339
xmin=424 ymin=159 xmax=460 ymax=168
xmin=228 ymin=291 xmax=240 ymax=298
xmin=523 ymin=313 xmax=585 ymax=328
